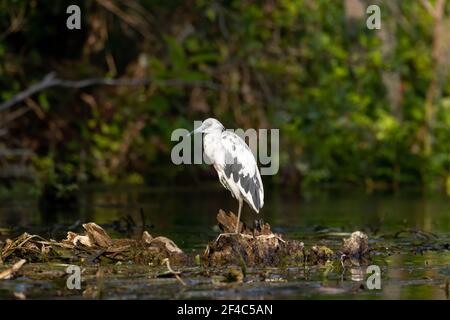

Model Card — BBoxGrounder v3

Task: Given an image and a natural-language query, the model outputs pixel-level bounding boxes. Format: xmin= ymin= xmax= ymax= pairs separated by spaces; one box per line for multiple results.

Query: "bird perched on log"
xmin=188 ymin=118 xmax=264 ymax=234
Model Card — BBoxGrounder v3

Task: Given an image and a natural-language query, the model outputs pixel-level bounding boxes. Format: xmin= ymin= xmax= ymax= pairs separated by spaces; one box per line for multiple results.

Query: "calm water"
xmin=0 ymin=185 xmax=449 ymax=299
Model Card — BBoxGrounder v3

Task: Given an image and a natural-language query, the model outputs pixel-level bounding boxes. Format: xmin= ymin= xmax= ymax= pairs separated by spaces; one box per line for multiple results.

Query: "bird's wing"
xmin=220 ymin=131 xmax=264 ymax=212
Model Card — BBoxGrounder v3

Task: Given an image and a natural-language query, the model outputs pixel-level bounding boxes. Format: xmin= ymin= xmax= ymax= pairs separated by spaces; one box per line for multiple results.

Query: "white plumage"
xmin=189 ymin=118 xmax=264 ymax=233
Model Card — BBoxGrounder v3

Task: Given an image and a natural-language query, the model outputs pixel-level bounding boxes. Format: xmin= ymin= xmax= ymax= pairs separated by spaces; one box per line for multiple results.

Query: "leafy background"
xmin=0 ymin=0 xmax=449 ymax=197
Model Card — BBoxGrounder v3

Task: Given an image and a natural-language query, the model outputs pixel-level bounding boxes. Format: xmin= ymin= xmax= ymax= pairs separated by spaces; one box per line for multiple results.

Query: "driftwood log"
xmin=203 ymin=211 xmax=371 ymax=267
xmin=0 ymin=223 xmax=186 ymax=265
xmin=1 ymin=214 xmax=370 ymax=269
xmin=203 ymin=210 xmax=305 ymax=266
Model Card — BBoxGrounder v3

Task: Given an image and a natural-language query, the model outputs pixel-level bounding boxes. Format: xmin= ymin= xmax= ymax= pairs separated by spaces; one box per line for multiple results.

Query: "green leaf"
xmin=38 ymin=93 xmax=50 ymax=111
xmin=165 ymin=36 xmax=187 ymax=71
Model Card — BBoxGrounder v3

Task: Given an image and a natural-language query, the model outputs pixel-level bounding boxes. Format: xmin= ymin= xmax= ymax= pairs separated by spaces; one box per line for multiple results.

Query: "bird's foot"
xmin=214 ymin=232 xmax=255 ymax=243
xmin=214 ymin=232 xmax=239 ymax=243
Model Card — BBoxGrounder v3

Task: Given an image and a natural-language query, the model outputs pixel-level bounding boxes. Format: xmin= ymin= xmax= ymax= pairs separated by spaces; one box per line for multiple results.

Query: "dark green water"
xmin=0 ymin=186 xmax=449 ymax=299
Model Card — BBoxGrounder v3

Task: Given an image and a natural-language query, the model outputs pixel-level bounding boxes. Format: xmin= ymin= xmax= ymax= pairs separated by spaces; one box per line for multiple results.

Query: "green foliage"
xmin=0 ymin=0 xmax=448 ymax=193
xmin=33 ymin=155 xmax=78 ymax=201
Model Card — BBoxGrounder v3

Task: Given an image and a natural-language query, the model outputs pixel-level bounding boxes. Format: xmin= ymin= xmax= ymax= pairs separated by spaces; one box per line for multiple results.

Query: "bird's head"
xmin=188 ymin=118 xmax=224 ymax=135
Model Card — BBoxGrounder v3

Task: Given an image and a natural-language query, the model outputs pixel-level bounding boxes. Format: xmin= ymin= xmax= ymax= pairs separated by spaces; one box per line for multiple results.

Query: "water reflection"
xmin=0 ymin=186 xmax=449 ymax=299
xmin=2 ymin=187 xmax=449 ymax=240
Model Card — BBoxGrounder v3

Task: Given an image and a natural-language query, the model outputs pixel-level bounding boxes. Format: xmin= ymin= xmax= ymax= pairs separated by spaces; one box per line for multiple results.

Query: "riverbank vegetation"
xmin=0 ymin=0 xmax=449 ymax=197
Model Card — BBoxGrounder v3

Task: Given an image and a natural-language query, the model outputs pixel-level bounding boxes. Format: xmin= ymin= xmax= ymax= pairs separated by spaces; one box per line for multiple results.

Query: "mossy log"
xmin=342 ymin=231 xmax=369 ymax=257
xmin=203 ymin=210 xmax=305 ymax=266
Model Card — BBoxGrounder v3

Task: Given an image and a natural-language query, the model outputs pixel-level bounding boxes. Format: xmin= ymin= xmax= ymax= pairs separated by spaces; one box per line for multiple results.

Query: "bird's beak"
xmin=187 ymin=125 xmax=203 ymax=136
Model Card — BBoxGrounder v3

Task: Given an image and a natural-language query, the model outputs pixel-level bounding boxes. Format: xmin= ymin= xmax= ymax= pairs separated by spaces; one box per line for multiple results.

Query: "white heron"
xmin=188 ymin=118 xmax=264 ymax=234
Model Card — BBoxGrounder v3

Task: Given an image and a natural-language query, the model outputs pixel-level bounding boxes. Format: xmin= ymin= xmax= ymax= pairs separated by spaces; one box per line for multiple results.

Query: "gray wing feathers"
xmin=221 ymin=131 xmax=264 ymax=212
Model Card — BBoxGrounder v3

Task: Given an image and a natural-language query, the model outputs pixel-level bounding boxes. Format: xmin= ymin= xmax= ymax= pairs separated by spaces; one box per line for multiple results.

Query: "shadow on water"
xmin=0 ymin=185 xmax=449 ymax=299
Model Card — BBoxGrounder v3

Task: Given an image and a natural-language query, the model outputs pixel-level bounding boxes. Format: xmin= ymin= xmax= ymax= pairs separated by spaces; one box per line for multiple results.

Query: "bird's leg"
xmin=214 ymin=199 xmax=244 ymax=243
xmin=235 ymin=198 xmax=243 ymax=234
xmin=214 ymin=232 xmax=235 ymax=243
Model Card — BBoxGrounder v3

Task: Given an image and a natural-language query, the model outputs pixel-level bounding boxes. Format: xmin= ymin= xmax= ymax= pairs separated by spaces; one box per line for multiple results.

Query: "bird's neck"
xmin=203 ymin=130 xmax=222 ymax=151
xmin=204 ymin=129 xmax=223 ymax=137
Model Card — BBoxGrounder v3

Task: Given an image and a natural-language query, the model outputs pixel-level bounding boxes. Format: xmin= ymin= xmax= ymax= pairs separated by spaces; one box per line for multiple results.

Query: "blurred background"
xmin=0 ymin=0 xmax=449 ymax=200
xmin=1 ymin=1 xmax=449 ymax=300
